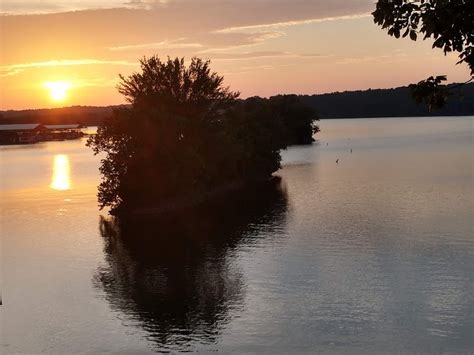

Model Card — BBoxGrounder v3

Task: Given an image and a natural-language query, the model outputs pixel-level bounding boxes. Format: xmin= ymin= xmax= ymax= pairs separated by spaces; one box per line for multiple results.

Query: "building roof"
xmin=0 ymin=124 xmax=44 ymax=131
xmin=44 ymin=124 xmax=83 ymax=130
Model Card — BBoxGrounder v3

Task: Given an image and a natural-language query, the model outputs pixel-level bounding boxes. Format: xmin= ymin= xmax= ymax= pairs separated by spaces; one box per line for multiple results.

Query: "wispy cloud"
xmin=0 ymin=1 xmax=134 ymax=14
xmin=206 ymin=51 xmax=331 ymax=61
xmin=0 ymin=59 xmax=135 ymax=76
xmin=109 ymin=39 xmax=203 ymax=51
xmin=221 ymin=59 xmax=319 ymax=75
xmin=197 ymin=31 xmax=286 ymax=53
xmin=336 ymin=53 xmax=408 ymax=65
xmin=214 ymin=14 xmax=371 ymax=34
xmin=125 ymin=0 xmax=169 ymax=10
xmin=222 ymin=64 xmax=277 ymax=75
xmin=74 ymin=77 xmax=120 ymax=88
xmin=0 ymin=69 xmax=24 ymax=78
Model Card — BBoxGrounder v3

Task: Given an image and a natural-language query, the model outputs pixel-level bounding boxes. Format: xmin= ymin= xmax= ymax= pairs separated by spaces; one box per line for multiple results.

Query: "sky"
xmin=0 ymin=0 xmax=470 ymax=110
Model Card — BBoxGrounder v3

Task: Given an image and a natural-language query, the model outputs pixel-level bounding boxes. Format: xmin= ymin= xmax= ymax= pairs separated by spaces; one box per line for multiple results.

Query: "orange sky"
xmin=0 ymin=0 xmax=471 ymax=110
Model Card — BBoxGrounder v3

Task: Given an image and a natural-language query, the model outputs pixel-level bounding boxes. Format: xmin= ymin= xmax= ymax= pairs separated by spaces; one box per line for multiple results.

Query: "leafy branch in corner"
xmin=373 ymin=0 xmax=474 ymax=110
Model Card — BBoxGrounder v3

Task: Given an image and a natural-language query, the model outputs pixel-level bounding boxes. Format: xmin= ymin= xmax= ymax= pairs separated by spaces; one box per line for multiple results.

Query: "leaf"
xmin=433 ymin=37 xmax=444 ymax=49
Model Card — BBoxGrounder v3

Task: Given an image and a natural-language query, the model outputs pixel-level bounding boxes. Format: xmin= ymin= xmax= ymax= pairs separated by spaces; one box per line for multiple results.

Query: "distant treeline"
xmin=0 ymin=105 xmax=116 ymax=126
xmin=2 ymin=83 xmax=473 ymax=126
xmin=300 ymin=83 xmax=474 ymax=118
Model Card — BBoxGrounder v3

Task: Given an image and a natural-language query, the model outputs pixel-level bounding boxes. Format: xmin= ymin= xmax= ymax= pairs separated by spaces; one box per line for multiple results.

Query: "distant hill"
xmin=1 ymin=83 xmax=473 ymax=124
xmin=300 ymin=83 xmax=474 ymax=118
xmin=0 ymin=105 xmax=117 ymax=126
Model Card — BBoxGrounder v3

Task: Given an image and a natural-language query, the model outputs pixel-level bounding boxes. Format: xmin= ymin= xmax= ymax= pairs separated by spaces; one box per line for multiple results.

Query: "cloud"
xmin=74 ymin=77 xmax=121 ymax=88
xmin=215 ymin=14 xmax=371 ymax=34
xmin=0 ymin=59 xmax=135 ymax=77
xmin=0 ymin=69 xmax=24 ymax=78
xmin=194 ymin=31 xmax=286 ymax=53
xmin=126 ymin=0 xmax=169 ymax=10
xmin=109 ymin=39 xmax=203 ymax=51
xmin=0 ymin=0 xmax=374 ymax=18
xmin=0 ymin=1 xmax=132 ymax=14
xmin=221 ymin=64 xmax=277 ymax=75
xmin=2 ymin=1 xmax=374 ymax=64
xmin=203 ymin=51 xmax=330 ymax=61
xmin=336 ymin=53 xmax=409 ymax=65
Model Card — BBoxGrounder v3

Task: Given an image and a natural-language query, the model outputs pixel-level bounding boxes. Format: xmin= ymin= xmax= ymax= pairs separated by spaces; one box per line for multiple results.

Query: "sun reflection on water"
xmin=50 ymin=154 xmax=71 ymax=190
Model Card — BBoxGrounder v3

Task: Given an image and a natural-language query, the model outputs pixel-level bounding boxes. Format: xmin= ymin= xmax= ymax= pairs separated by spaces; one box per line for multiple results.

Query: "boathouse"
xmin=0 ymin=123 xmax=85 ymax=144
xmin=44 ymin=124 xmax=85 ymax=140
xmin=0 ymin=124 xmax=48 ymax=144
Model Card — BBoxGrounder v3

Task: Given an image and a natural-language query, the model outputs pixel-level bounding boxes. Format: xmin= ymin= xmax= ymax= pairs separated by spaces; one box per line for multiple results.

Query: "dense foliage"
xmin=373 ymin=0 xmax=474 ymax=110
xmin=87 ymin=56 xmax=318 ymax=213
xmin=268 ymin=95 xmax=320 ymax=145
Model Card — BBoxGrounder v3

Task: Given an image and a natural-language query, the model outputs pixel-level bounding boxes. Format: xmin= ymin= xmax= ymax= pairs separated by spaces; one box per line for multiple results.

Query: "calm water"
xmin=1 ymin=117 xmax=473 ymax=354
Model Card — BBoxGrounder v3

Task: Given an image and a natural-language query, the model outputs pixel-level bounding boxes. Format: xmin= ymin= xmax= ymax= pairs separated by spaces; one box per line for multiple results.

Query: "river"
xmin=1 ymin=116 xmax=473 ymax=353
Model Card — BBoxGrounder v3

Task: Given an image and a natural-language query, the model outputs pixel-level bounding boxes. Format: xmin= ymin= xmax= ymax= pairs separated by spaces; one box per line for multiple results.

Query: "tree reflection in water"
xmin=94 ymin=179 xmax=288 ymax=352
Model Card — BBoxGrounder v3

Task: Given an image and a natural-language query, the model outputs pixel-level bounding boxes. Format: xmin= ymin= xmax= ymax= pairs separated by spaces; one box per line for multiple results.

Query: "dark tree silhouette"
xmin=87 ymin=56 xmax=240 ymax=212
xmin=118 ymin=56 xmax=239 ymax=117
xmin=373 ymin=0 xmax=474 ymax=110
xmin=87 ymin=56 xmax=313 ymax=213
xmin=269 ymin=95 xmax=320 ymax=145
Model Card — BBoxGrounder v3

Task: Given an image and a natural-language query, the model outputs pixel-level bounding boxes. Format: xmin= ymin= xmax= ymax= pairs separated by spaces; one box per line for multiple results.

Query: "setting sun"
xmin=44 ymin=81 xmax=72 ymax=102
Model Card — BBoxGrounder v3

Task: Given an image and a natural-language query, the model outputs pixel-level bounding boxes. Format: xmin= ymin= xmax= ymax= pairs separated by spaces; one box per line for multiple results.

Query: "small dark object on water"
xmin=336 ymin=159 xmax=339 ymax=164
xmin=351 ymin=149 xmax=352 ymax=153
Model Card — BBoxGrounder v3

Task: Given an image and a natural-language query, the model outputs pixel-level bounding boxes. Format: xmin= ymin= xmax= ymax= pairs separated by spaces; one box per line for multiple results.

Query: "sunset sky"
xmin=1 ymin=0 xmax=471 ymax=110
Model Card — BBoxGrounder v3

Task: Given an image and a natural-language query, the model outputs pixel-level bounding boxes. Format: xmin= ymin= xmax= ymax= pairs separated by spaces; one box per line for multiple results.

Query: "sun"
xmin=44 ymin=81 xmax=72 ymax=102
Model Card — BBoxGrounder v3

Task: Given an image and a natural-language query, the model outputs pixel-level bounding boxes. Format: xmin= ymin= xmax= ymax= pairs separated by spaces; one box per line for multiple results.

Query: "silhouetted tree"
xmin=269 ymin=95 xmax=319 ymax=145
xmin=87 ymin=56 xmax=295 ymax=213
xmin=373 ymin=0 xmax=474 ymax=110
xmin=225 ymin=97 xmax=287 ymax=179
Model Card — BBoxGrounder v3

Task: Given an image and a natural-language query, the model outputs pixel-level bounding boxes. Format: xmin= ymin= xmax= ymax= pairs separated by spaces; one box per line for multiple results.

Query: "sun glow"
xmin=44 ymin=81 xmax=72 ymax=102
xmin=50 ymin=154 xmax=71 ymax=190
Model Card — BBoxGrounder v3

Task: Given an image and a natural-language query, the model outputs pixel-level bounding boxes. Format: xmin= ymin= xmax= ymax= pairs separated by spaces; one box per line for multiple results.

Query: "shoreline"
xmin=114 ymin=176 xmax=281 ymax=217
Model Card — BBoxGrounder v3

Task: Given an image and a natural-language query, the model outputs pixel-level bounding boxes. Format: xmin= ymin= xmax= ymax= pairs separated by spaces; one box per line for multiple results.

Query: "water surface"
xmin=1 ymin=117 xmax=473 ymax=353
